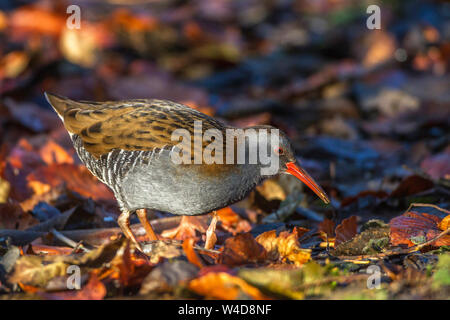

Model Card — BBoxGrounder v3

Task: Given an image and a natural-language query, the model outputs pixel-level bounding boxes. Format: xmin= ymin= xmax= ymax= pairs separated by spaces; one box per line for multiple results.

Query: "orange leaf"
xmin=182 ymin=238 xmax=204 ymax=268
xmin=217 ymin=233 xmax=266 ymax=266
xmin=188 ymin=272 xmax=268 ymax=300
xmin=335 ymin=216 xmax=357 ymax=246
xmin=439 ymin=215 xmax=450 ymax=231
xmin=216 ymin=207 xmax=252 ymax=235
xmin=26 ymin=163 xmax=114 ymax=201
xmin=10 ymin=7 xmax=65 ymax=36
xmin=39 ymin=140 xmax=73 ymax=165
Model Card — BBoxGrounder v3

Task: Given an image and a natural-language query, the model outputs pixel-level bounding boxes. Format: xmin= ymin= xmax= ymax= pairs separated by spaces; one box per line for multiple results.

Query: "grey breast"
xmin=72 ymin=135 xmax=264 ymax=215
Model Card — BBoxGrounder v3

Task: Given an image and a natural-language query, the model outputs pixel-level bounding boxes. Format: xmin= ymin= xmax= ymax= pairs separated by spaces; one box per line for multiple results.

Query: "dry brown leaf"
xmin=217 ymin=233 xmax=266 ymax=266
xmin=391 ymin=175 xmax=434 ymax=198
xmin=188 ymin=272 xmax=268 ymax=300
xmin=318 ymin=218 xmax=335 ymax=238
xmin=335 ymin=216 xmax=358 ymax=246
xmin=256 ymin=228 xmax=311 ymax=266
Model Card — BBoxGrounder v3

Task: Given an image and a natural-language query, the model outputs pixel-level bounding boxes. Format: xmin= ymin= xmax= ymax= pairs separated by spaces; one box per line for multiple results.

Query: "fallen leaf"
xmin=188 ymin=272 xmax=268 ymax=300
xmin=216 ymin=207 xmax=252 ymax=235
xmin=255 ymin=179 xmax=286 ymax=201
xmin=318 ymin=218 xmax=335 ymax=238
xmin=9 ymin=255 xmax=69 ymax=287
xmin=10 ymin=6 xmax=65 ymax=36
xmin=335 ymin=216 xmax=358 ymax=246
xmin=439 ymin=215 xmax=450 ymax=231
xmin=238 ymin=268 xmax=304 ymax=299
xmin=39 ymin=140 xmax=73 ymax=166
xmin=390 ymin=211 xmax=450 ymax=247
xmin=217 ymin=233 xmax=266 ymax=266
xmin=391 ymin=175 xmax=434 ymax=198
xmin=256 ymin=228 xmax=311 ymax=266
xmin=27 ymin=163 xmax=114 ymax=201
xmin=140 ymin=260 xmax=198 ymax=295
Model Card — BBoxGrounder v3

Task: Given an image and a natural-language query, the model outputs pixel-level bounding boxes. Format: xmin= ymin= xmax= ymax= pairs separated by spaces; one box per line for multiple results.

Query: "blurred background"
xmin=0 ymin=0 xmax=449 ymax=225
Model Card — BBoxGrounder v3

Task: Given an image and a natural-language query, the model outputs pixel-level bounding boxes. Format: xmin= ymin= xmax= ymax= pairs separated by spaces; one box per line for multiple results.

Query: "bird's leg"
xmin=136 ymin=209 xmax=158 ymax=241
xmin=118 ymin=210 xmax=143 ymax=252
xmin=204 ymin=211 xmax=218 ymax=250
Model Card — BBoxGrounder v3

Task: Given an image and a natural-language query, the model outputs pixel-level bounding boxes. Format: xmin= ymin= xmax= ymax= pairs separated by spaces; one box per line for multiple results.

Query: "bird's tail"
xmin=44 ymin=92 xmax=92 ymax=118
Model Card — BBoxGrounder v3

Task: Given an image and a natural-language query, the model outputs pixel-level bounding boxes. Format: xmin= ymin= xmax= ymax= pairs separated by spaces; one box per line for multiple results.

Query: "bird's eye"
xmin=274 ymin=147 xmax=284 ymax=155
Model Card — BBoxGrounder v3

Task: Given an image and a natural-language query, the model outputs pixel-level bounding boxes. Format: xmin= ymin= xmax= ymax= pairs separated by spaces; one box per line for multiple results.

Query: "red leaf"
xmin=318 ymin=218 xmax=335 ymax=238
xmin=389 ymin=211 xmax=450 ymax=247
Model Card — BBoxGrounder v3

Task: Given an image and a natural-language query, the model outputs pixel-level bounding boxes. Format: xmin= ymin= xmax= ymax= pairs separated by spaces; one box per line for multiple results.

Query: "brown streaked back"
xmin=45 ymin=93 xmax=227 ymax=159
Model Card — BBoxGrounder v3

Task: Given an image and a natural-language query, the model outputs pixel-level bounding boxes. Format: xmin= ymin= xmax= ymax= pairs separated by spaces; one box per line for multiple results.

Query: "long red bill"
xmin=286 ymin=162 xmax=330 ymax=204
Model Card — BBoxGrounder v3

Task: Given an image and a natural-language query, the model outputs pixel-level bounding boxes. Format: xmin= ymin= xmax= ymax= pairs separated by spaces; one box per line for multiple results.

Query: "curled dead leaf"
xmin=335 ymin=216 xmax=358 ymax=246
xmin=217 ymin=233 xmax=266 ymax=266
xmin=256 ymin=228 xmax=311 ymax=266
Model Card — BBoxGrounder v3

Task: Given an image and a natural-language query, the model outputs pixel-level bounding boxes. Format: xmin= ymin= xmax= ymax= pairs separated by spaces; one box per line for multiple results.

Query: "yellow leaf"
xmin=439 ymin=215 xmax=450 ymax=231
xmin=256 ymin=228 xmax=311 ymax=266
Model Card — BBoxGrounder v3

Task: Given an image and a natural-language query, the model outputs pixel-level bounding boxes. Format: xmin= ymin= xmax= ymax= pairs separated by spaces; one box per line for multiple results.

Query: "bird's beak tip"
xmin=285 ymin=161 xmax=330 ymax=205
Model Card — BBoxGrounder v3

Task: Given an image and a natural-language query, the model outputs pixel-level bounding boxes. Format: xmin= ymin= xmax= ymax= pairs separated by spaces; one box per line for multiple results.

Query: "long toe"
xmin=118 ymin=210 xmax=143 ymax=252
xmin=161 ymin=216 xmax=208 ymax=241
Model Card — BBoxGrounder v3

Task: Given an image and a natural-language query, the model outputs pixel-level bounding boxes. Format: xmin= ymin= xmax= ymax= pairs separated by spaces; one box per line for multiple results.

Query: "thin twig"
xmin=51 ymin=228 xmax=90 ymax=252
xmin=404 ymin=203 xmax=450 ymax=215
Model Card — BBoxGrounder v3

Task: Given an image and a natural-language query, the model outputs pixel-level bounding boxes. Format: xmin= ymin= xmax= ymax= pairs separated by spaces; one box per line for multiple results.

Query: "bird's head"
xmin=252 ymin=125 xmax=330 ymax=204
